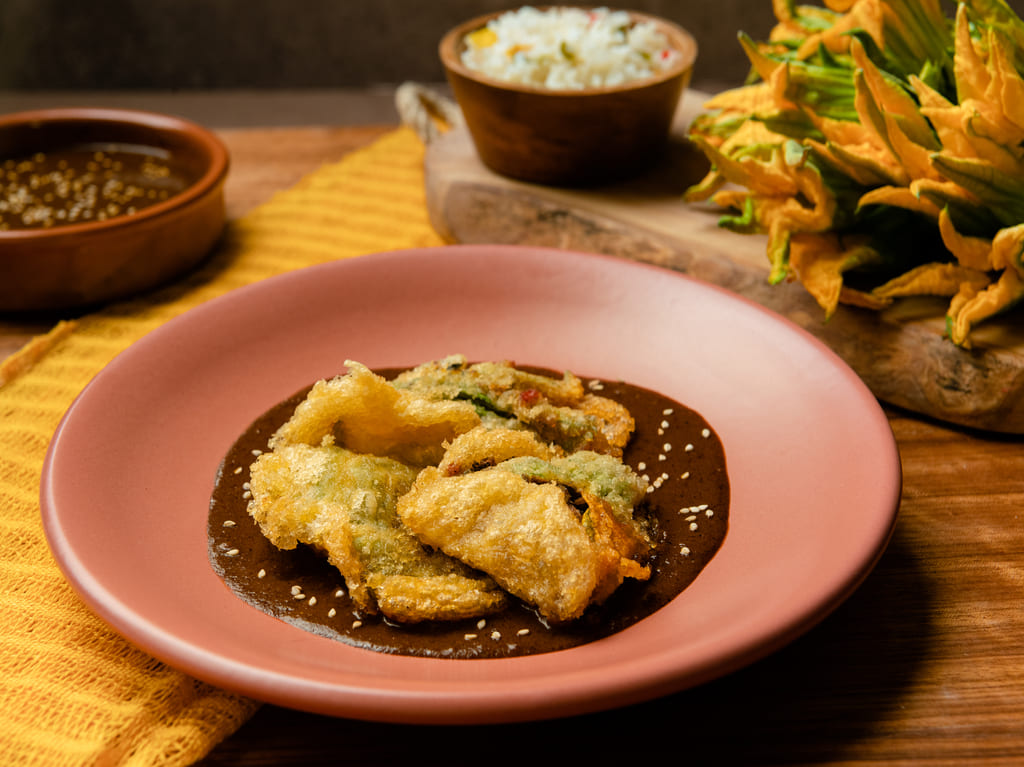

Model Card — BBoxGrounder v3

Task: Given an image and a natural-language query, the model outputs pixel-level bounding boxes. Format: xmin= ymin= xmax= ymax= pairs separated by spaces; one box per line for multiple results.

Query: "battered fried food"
xmin=436 ymin=424 xmax=558 ymax=476
xmin=392 ymin=354 xmax=634 ymax=456
xmin=500 ymin=450 xmax=651 ymax=533
xmin=270 ymin=360 xmax=481 ymax=466
xmin=248 ymin=442 xmax=506 ymax=622
xmin=397 ymin=428 xmax=654 ymax=624
xmin=248 ymin=356 xmax=653 ymax=626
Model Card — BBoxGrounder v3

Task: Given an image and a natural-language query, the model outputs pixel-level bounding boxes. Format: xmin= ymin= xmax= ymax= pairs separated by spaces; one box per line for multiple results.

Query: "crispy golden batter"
xmin=397 ymin=466 xmax=602 ymax=623
xmin=367 ymin=573 xmax=506 ymax=623
xmin=393 ymin=354 xmax=584 ymax=402
xmin=247 ymin=442 xmax=506 ymax=622
xmin=436 ymin=425 xmax=558 ymax=476
xmin=578 ymin=491 xmax=653 ymax=606
xmin=270 ymin=360 xmax=481 ymax=466
xmin=397 ymin=430 xmax=653 ymax=624
xmin=499 ymin=450 xmax=650 ymax=532
xmin=392 ymin=355 xmax=635 ymax=456
xmin=250 ymin=356 xmax=652 ymax=626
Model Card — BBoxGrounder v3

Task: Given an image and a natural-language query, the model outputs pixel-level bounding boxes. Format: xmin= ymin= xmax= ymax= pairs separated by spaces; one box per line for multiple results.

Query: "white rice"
xmin=460 ymin=6 xmax=681 ymax=90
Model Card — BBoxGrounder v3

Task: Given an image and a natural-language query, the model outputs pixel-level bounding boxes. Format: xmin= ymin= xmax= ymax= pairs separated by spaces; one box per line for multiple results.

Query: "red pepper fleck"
xmin=519 ymin=388 xmax=542 ymax=407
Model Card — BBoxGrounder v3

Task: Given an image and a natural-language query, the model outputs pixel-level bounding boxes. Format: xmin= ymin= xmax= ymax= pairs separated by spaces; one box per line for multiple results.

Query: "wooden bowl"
xmin=0 ymin=108 xmax=229 ymax=313
xmin=439 ymin=7 xmax=697 ymax=187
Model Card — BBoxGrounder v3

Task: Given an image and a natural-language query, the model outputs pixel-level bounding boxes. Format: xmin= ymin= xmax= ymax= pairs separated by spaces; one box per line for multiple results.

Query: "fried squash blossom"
xmin=246 ymin=356 xmax=656 ymax=625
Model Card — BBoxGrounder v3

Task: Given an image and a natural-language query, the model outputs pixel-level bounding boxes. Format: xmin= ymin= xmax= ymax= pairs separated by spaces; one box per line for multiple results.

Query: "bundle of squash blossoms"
xmin=685 ymin=0 xmax=1024 ymax=346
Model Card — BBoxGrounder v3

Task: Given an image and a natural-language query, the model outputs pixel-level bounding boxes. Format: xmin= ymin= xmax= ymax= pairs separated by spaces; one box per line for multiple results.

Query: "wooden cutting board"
xmin=423 ymin=90 xmax=1024 ymax=434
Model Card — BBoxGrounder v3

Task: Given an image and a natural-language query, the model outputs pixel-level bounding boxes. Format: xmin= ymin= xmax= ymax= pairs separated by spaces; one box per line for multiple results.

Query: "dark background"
xmin=0 ymin=0 xmax=784 ymax=94
xmin=2 ymin=1 xmax=1021 ymax=125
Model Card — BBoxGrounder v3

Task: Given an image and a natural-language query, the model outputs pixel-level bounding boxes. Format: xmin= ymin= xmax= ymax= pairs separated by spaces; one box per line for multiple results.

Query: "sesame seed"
xmin=328 ymin=608 xmax=337 ymax=618
xmin=660 ymin=473 xmax=669 ymax=480
xmin=257 ymin=569 xmax=266 ymax=579
xmin=225 ymin=548 xmax=239 ymax=557
xmin=291 ymin=585 xmax=302 ymax=595
xmin=251 ymin=449 xmax=262 ymax=456
xmin=658 ymin=454 xmax=667 ymax=461
xmin=334 ymin=589 xmax=345 ymax=598
xmin=662 ymin=408 xmax=674 ymax=415
xmin=684 ymin=443 xmax=695 ymax=452
xmin=637 ymin=462 xmax=646 ymax=470
xmin=701 ymin=428 xmax=711 ymax=438
xmin=293 ymin=593 xmax=306 ymax=600
xmin=464 ymin=633 xmax=478 ymax=640
xmin=308 ymin=596 xmax=317 ymax=606
xmin=233 ymin=466 xmax=243 ymax=475
xmin=657 ymin=428 xmax=665 ymax=436
xmin=242 ymin=491 xmax=251 ymax=500
xmin=685 ymin=515 xmax=697 ymax=522
xmin=222 ymin=520 xmax=236 ymax=527
xmin=680 ymin=546 xmax=691 ymax=556
xmin=705 ymin=509 xmax=715 ymax=517
xmin=477 ymin=619 xmax=487 ymax=629
xmin=490 ymin=630 xmax=501 ymax=641
xmin=646 ymin=486 xmax=654 ymax=494
xmin=690 ymin=522 xmax=699 ymax=531
xmin=352 ymin=620 xmax=363 ymax=629
xmin=242 ymin=481 xmax=250 ymax=490
xmin=660 ymin=420 xmax=670 ymax=429
xmin=517 ymin=629 xmax=530 ymax=637
xmin=680 ymin=471 xmax=690 ymax=479
xmin=663 ymin=443 xmax=672 ymax=452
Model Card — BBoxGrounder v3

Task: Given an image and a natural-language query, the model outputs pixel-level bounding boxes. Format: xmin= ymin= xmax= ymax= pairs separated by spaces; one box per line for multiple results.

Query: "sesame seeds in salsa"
xmin=208 ymin=367 xmax=729 ymax=659
xmin=0 ymin=146 xmax=188 ymax=231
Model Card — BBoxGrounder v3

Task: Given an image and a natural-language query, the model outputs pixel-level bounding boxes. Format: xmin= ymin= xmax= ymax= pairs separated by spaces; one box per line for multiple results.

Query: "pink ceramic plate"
xmin=41 ymin=245 xmax=901 ymax=724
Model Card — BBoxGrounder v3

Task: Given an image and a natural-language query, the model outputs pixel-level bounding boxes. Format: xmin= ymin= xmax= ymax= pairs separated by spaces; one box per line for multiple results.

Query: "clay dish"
xmin=0 ymin=108 xmax=229 ymax=313
xmin=439 ymin=7 xmax=697 ymax=187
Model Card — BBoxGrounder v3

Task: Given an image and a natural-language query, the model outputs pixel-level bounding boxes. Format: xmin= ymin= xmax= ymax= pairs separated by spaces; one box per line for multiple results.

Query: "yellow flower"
xmin=685 ymin=0 xmax=1024 ymax=343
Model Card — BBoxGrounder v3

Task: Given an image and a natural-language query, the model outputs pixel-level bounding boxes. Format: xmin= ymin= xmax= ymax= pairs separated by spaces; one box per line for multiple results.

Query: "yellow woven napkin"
xmin=0 ymin=127 xmax=444 ymax=766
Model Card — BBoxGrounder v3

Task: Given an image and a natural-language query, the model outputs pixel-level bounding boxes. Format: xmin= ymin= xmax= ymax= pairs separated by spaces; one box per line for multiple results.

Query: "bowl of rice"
xmin=439 ymin=6 xmax=697 ymax=186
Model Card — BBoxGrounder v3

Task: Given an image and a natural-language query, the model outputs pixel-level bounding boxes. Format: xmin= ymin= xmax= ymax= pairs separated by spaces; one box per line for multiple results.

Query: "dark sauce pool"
xmin=208 ymin=368 xmax=729 ymax=659
xmin=0 ymin=145 xmax=189 ymax=230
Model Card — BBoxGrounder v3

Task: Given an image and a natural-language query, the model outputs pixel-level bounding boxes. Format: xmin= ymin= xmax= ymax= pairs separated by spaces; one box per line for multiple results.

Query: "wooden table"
xmin=6 ymin=126 xmax=1023 ymax=765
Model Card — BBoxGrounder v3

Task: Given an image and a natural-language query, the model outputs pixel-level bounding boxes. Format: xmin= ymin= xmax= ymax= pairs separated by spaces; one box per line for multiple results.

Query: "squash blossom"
xmin=686 ymin=0 xmax=1024 ymax=346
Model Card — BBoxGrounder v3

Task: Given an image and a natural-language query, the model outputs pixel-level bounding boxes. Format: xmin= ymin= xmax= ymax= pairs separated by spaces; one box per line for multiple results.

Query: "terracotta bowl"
xmin=0 ymin=108 xmax=229 ymax=313
xmin=439 ymin=7 xmax=697 ymax=187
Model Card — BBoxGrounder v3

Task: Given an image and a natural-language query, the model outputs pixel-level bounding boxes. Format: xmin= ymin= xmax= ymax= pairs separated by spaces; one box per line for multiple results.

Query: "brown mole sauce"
xmin=208 ymin=367 xmax=729 ymax=659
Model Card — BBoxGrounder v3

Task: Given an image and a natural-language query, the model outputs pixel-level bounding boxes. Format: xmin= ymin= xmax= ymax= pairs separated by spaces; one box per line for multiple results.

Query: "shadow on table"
xmin=202 ymin=520 xmax=933 ymax=765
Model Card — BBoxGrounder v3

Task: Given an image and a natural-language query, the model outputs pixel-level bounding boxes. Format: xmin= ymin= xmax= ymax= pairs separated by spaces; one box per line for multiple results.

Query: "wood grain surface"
xmin=3 ymin=121 xmax=1021 ymax=766
xmin=423 ymin=94 xmax=1024 ymax=435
